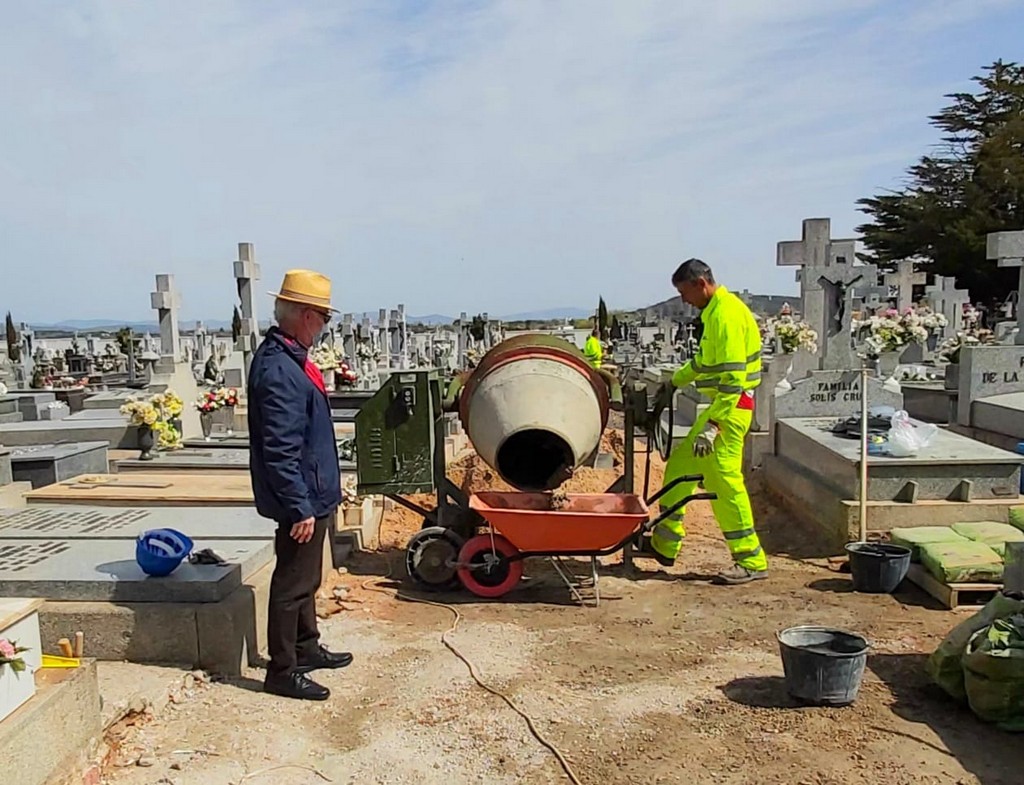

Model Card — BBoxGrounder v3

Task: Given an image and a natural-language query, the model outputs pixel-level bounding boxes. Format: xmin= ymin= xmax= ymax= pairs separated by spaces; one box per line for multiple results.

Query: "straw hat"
xmin=269 ymin=269 xmax=338 ymax=313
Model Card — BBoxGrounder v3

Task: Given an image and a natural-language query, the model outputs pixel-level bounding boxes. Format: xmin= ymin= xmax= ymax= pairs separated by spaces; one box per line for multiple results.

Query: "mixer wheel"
xmin=406 ymin=527 xmax=465 ymax=591
xmin=457 ymin=534 xmax=523 ymax=599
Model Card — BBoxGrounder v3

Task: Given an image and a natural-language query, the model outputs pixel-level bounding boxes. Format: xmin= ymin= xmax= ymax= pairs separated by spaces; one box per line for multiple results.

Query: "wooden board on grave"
xmin=24 ymin=473 xmax=256 ymax=507
xmin=774 ymin=369 xmax=903 ymax=420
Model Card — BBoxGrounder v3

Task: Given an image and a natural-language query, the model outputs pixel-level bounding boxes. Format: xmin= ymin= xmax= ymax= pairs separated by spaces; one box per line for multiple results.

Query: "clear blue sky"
xmin=2 ymin=0 xmax=1022 ymax=322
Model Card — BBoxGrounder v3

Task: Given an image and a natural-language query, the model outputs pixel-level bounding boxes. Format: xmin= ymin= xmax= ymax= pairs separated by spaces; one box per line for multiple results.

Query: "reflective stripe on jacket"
xmin=671 ymin=286 xmax=761 ymax=423
xmin=584 ymin=335 xmax=603 ymax=368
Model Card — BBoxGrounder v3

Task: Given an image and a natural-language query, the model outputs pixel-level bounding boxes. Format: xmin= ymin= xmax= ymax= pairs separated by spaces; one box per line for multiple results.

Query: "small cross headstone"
xmin=884 ymin=260 xmax=926 ymax=312
xmin=987 ymin=231 xmax=1024 ymax=346
xmin=150 ymin=274 xmax=181 ymax=364
xmin=924 ymin=275 xmax=970 ymax=338
xmin=233 ymin=242 xmax=262 ymax=381
xmin=341 ymin=314 xmax=356 ymax=360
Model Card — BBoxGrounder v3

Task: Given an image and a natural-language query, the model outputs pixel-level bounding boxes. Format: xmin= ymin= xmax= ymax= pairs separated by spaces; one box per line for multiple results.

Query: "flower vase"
xmin=224 ymin=405 xmax=235 ymax=436
xmin=323 ymin=369 xmax=336 ymax=392
xmin=138 ymin=426 xmax=155 ymax=461
xmin=944 ymin=363 xmax=960 ymax=391
xmin=200 ymin=412 xmax=214 ymax=441
xmin=770 ymin=353 xmax=794 ymax=392
xmin=878 ymin=351 xmax=901 ymax=377
xmin=170 ymin=417 xmax=182 ymax=438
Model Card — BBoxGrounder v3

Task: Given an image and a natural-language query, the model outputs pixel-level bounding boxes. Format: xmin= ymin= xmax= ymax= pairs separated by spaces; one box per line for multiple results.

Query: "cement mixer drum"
xmin=458 ymin=335 xmax=611 ymax=491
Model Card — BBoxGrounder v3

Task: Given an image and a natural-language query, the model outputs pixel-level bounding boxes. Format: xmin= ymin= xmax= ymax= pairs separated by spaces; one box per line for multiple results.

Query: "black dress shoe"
xmin=264 ymin=671 xmax=330 ymax=701
xmin=295 ymin=644 xmax=354 ymax=674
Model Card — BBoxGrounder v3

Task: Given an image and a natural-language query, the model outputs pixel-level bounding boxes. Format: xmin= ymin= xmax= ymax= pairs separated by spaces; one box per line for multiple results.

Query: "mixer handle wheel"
xmin=645 ymin=474 xmax=705 ymax=505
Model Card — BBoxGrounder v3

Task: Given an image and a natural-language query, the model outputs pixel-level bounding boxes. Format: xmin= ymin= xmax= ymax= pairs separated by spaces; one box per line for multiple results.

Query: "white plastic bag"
xmin=887 ymin=410 xmax=937 ymax=457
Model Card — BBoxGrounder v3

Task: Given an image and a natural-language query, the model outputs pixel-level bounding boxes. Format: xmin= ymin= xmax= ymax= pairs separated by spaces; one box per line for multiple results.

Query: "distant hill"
xmin=407 ymin=314 xmax=454 ymax=326
xmin=500 ymin=307 xmax=592 ymax=321
xmin=638 ymin=292 xmax=794 ymax=321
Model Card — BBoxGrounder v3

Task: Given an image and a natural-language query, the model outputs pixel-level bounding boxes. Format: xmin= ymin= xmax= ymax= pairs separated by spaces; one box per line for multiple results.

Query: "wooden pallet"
xmin=907 ymin=563 xmax=1002 ymax=611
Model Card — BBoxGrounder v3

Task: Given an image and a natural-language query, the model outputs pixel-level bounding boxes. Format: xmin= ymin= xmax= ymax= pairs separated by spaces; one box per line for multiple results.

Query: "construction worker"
xmin=643 ymin=258 xmax=768 ymax=584
xmin=583 ymin=326 xmax=603 ymax=368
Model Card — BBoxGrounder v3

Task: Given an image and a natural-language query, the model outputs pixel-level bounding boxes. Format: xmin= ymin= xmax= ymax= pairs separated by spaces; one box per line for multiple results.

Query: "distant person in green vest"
xmin=584 ymin=326 xmax=603 ymax=368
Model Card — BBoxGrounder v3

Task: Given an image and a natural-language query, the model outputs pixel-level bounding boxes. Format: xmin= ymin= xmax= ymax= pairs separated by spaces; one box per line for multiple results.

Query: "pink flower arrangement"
xmin=0 ymin=637 xmax=28 ymax=673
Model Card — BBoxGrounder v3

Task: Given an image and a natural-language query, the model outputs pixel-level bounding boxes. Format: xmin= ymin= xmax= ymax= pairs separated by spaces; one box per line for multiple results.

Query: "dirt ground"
xmin=98 ymin=434 xmax=1018 ymax=785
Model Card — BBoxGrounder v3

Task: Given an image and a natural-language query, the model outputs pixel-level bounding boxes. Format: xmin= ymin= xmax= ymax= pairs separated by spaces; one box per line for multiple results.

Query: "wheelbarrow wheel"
xmin=457 ymin=534 xmax=523 ymax=598
xmin=406 ymin=526 xmax=465 ymax=591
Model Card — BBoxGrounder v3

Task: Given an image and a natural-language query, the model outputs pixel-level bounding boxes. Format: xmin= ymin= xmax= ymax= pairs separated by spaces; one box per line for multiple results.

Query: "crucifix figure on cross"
xmin=884 ymin=259 xmax=926 ymax=312
xmin=988 ymin=230 xmax=1024 ymax=345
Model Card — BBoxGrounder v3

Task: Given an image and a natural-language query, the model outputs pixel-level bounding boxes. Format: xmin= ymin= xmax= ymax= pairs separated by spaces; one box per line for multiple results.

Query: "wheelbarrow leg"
xmin=591 ymin=556 xmax=600 ymax=607
xmin=549 ymin=557 xmax=586 ymax=606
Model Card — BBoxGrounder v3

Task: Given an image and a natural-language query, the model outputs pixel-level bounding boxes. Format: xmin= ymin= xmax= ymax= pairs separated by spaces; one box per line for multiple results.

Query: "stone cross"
xmin=884 ymin=260 xmax=926 ymax=312
xmin=777 ymin=218 xmax=858 ymax=371
xmin=855 ymin=285 xmax=891 ymax=316
xmin=341 ymin=314 xmax=356 ymax=360
xmin=988 ymin=231 xmax=1024 ymax=345
xmin=233 ymin=242 xmax=262 ymax=380
xmin=150 ymin=274 xmax=181 ymax=362
xmin=924 ymin=275 xmax=970 ymax=338
xmin=377 ymin=309 xmax=391 ymax=368
xmin=456 ymin=312 xmax=470 ymax=367
xmin=390 ymin=305 xmax=408 ymax=369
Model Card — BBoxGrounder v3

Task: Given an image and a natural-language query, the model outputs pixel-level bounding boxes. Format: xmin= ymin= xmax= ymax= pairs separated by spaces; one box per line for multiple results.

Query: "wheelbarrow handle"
xmin=645 ymin=474 xmax=705 ymax=505
xmin=644 ymin=492 xmax=717 ymax=532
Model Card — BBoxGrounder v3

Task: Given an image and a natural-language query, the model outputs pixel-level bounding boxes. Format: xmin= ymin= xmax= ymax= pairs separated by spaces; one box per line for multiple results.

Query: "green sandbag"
xmin=928 ymin=594 xmax=1024 ymax=701
xmin=963 ymin=615 xmax=1024 ymax=730
xmin=952 ymin=521 xmax=1024 ymax=558
xmin=1010 ymin=506 xmax=1024 ymax=533
xmin=919 ymin=540 xmax=1004 ymax=584
xmin=890 ymin=527 xmax=968 ymax=562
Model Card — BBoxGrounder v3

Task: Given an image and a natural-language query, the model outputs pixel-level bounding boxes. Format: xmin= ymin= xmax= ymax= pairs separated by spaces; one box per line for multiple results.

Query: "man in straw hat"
xmin=248 ymin=269 xmax=352 ymax=701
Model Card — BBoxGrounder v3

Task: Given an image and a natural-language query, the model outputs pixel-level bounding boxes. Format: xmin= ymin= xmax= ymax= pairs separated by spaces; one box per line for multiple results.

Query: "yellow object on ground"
xmin=41 ymin=654 xmax=81 ymax=668
xmin=583 ymin=335 xmax=603 ymax=368
xmin=652 ymin=286 xmax=767 ymax=572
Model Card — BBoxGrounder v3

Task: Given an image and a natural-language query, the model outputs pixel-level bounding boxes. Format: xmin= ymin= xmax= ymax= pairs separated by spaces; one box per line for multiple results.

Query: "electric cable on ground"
xmin=360 ymin=516 xmax=583 ymax=785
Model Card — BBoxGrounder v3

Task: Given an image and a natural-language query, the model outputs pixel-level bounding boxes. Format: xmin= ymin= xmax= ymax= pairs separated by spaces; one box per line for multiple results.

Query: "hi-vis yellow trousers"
xmin=651 ymin=406 xmax=768 ymax=572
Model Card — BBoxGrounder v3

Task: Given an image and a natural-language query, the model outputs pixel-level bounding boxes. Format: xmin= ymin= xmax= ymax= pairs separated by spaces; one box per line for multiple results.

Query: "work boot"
xmin=634 ymin=535 xmax=676 ymax=568
xmin=295 ymin=645 xmax=354 ymax=674
xmin=264 ymin=671 xmax=330 ymax=701
xmin=714 ymin=564 xmax=768 ymax=585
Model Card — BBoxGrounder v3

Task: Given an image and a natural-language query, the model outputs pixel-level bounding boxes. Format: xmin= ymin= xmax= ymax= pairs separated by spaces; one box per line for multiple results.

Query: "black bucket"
xmin=845 ymin=542 xmax=912 ymax=593
xmin=777 ymin=626 xmax=870 ymax=706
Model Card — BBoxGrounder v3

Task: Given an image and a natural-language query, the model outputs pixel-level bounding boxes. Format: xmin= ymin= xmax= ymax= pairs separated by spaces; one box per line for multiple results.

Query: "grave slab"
xmin=82 ymin=390 xmax=139 ymax=411
xmin=971 ymin=392 xmax=1024 ymax=441
xmin=0 ymin=537 xmax=272 ymax=602
xmin=117 ymin=447 xmax=356 ymax=474
xmin=774 ymin=417 xmax=1022 ymax=502
xmin=901 ymin=382 xmax=957 ymax=424
xmin=0 ymin=419 xmax=136 ymax=449
xmin=0 ymin=505 xmax=275 ymax=540
xmin=773 ymin=369 xmax=903 ymax=420
xmin=9 ymin=442 xmax=109 ymax=488
xmin=65 ymin=409 xmax=130 ymax=421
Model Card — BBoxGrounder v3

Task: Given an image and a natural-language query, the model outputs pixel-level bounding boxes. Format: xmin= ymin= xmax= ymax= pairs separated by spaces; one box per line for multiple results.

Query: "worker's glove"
xmin=692 ymin=422 xmax=720 ymax=458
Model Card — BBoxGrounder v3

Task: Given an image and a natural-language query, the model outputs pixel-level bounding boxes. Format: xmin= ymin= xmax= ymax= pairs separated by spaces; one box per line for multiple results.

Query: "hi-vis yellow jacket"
xmin=584 ymin=335 xmax=603 ymax=368
xmin=671 ymin=286 xmax=761 ymax=423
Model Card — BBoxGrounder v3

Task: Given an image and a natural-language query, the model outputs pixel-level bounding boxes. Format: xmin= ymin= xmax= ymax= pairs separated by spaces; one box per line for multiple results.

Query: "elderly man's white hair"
xmin=274 ymin=298 xmax=306 ymax=324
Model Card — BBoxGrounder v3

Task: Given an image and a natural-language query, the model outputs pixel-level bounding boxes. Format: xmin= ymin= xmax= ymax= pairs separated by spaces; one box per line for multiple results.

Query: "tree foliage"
xmin=856 ymin=60 xmax=1024 ymax=301
xmin=5 ymin=312 xmax=19 ymax=363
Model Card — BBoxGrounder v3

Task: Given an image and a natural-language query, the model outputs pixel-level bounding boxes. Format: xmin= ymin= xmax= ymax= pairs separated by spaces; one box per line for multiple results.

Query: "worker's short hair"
xmin=672 ymin=258 xmax=715 ymax=286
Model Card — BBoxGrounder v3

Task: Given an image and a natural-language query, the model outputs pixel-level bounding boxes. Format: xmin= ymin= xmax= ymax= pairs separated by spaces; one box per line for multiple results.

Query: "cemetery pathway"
xmin=99 ymin=489 xmax=1015 ymax=785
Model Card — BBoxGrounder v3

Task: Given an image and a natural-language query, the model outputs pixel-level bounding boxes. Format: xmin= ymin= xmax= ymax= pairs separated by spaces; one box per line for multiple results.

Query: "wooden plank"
xmin=907 ymin=563 xmax=1002 ymax=611
xmin=0 ymin=598 xmax=43 ymax=632
xmin=24 ymin=473 xmax=256 ymax=507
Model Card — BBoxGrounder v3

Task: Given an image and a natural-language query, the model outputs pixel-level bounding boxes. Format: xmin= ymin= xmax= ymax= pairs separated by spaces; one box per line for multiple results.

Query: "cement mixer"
xmin=354 ymin=335 xmax=713 ymax=601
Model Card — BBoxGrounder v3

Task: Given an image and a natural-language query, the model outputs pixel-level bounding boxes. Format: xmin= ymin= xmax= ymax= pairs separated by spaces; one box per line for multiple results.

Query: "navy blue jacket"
xmin=247 ymin=328 xmax=341 ymax=524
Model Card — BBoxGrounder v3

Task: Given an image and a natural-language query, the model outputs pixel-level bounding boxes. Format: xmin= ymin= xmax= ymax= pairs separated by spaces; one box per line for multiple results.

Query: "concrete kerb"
xmin=2 ymin=661 xmax=103 ymax=785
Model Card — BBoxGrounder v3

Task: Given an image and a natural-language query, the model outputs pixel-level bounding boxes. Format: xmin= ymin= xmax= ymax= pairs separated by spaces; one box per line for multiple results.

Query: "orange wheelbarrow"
xmin=456 ymin=475 xmax=715 ymax=603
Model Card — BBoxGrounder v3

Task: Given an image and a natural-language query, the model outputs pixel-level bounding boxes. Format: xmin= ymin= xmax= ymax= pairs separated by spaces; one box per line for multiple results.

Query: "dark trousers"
xmin=267 ymin=515 xmax=329 ymax=677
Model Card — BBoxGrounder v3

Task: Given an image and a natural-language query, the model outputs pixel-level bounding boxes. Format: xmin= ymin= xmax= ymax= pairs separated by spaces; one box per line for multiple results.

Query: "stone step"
xmin=0 ymin=411 xmax=25 ymax=424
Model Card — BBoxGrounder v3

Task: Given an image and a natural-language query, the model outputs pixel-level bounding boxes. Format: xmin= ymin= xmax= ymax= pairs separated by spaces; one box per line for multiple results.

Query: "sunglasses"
xmin=307 ymin=308 xmax=331 ymax=325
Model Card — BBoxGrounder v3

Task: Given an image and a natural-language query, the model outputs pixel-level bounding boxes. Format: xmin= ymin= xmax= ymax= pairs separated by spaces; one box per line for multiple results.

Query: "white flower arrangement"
xmin=763 ymin=315 xmax=818 ymax=354
xmin=309 ymin=344 xmax=339 ymax=372
xmin=355 ymin=341 xmax=380 ymax=361
xmin=852 ymin=306 xmax=946 ymax=357
xmin=939 ymin=329 xmax=996 ymax=363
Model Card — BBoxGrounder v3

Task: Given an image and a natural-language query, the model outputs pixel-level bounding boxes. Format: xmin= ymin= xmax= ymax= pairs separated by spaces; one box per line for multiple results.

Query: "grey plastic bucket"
xmin=777 ymin=626 xmax=870 ymax=706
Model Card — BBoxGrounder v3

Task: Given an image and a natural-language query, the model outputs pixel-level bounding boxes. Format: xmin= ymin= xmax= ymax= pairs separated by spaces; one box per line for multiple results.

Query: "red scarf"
xmin=280 ymin=334 xmax=326 ymax=394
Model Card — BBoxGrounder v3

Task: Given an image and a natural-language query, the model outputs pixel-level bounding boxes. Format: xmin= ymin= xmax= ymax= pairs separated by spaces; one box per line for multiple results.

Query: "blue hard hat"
xmin=136 ymin=528 xmax=194 ymax=577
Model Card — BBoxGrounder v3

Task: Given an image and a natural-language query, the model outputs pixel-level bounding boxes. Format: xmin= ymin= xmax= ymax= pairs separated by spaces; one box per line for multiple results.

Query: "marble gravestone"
xmin=924 ymin=275 xmax=970 ymax=339
xmin=9 ymin=442 xmax=109 ymax=488
xmin=774 ymin=369 xmax=903 ymax=421
xmin=884 ymin=260 xmax=926 ymax=313
xmin=956 ymin=343 xmax=1024 ymax=435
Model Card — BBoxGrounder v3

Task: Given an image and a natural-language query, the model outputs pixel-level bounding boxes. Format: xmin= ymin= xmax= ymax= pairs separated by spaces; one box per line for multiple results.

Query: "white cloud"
xmin=0 ymin=0 xmax=1019 ymax=320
